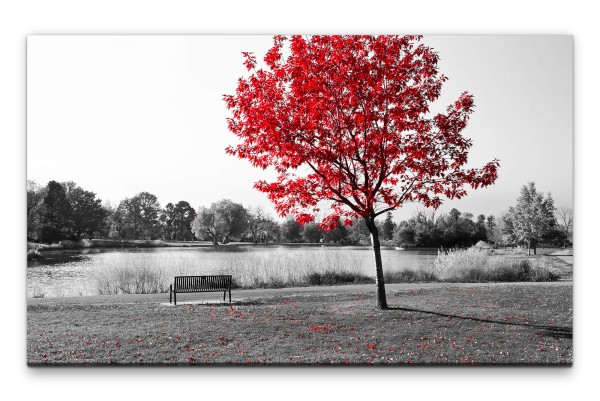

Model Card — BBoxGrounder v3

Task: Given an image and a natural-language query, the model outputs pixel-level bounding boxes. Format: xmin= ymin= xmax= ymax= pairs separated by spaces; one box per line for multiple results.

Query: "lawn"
xmin=27 ymin=282 xmax=572 ymax=366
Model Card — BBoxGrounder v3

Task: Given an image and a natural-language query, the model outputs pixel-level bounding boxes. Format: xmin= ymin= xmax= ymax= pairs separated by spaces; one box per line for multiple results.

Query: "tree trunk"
xmin=365 ymin=216 xmax=388 ymax=310
xmin=527 ymin=239 xmax=531 ymax=256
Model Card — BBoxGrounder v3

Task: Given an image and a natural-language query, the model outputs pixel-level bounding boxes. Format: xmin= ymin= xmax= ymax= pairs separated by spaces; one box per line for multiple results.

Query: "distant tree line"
xmin=392 ymin=209 xmax=488 ymax=248
xmin=27 ymin=180 xmax=199 ymax=243
xmin=27 ymin=180 xmax=572 ymax=250
xmin=392 ymin=182 xmax=571 ymax=252
xmin=26 ymin=180 xmax=372 ymax=245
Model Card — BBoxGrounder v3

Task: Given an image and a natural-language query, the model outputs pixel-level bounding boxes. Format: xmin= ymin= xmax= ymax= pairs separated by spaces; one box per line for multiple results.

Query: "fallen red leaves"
xmin=307 ymin=325 xmax=336 ymax=334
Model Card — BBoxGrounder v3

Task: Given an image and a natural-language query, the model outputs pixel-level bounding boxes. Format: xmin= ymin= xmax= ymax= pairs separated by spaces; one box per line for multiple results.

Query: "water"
xmin=27 ymin=245 xmax=437 ymax=298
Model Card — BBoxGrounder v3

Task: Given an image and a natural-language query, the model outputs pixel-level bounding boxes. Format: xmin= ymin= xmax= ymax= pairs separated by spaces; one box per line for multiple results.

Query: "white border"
xmin=2 ymin=1 xmax=597 ymax=400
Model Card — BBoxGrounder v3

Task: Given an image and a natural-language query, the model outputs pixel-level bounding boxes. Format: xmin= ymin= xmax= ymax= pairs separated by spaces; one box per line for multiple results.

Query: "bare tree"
xmin=555 ymin=207 xmax=573 ymax=248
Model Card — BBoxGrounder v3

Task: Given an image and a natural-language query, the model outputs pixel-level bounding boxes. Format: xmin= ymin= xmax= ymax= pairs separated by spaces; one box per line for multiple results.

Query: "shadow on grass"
xmin=387 ymin=306 xmax=572 ymax=339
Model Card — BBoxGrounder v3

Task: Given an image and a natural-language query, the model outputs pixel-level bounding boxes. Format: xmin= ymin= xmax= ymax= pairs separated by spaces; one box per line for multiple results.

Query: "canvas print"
xmin=27 ymin=35 xmax=573 ymax=365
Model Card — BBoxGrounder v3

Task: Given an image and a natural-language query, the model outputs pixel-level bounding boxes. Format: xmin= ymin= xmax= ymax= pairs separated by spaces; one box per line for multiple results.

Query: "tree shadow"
xmin=387 ymin=306 xmax=572 ymax=339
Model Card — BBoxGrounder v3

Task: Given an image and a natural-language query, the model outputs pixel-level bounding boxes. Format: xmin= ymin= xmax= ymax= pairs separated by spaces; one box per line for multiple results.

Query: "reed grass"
xmin=93 ymin=249 xmax=370 ymax=294
xmin=92 ymin=247 xmax=561 ymax=295
xmin=433 ymin=248 xmax=559 ymax=282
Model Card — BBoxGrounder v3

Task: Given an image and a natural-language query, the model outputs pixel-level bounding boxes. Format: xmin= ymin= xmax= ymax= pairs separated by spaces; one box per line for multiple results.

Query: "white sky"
xmin=27 ymin=35 xmax=573 ymax=222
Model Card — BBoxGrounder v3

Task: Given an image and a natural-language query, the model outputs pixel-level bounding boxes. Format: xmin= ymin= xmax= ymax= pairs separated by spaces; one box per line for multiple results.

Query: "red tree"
xmin=224 ymin=35 xmax=499 ymax=309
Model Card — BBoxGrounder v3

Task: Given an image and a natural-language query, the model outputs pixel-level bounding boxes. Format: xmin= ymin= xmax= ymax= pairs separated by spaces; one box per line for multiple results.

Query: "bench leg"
xmin=174 ymin=291 xmax=177 ymax=306
xmin=223 ymin=290 xmax=226 ymax=302
xmin=169 ymin=285 xmax=172 ymax=304
xmin=229 ymin=289 xmax=231 ymax=303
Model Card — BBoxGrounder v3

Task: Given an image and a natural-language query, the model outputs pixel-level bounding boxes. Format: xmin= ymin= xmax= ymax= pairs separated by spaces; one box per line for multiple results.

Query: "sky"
xmin=27 ymin=35 xmax=573 ymax=222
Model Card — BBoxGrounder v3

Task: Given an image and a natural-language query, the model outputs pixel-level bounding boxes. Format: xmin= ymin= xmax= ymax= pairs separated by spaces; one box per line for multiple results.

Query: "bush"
xmin=384 ymin=269 xmax=436 ymax=283
xmin=27 ymin=248 xmax=43 ymax=261
xmin=306 ymin=271 xmax=374 ymax=286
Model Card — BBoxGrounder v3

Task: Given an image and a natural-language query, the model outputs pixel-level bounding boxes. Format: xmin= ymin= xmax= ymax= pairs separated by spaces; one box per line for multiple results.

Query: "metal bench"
xmin=169 ymin=275 xmax=232 ymax=305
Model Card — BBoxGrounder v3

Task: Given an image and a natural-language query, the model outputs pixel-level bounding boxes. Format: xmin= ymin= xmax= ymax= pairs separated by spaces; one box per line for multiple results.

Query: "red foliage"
xmin=225 ymin=35 xmax=499 ymax=230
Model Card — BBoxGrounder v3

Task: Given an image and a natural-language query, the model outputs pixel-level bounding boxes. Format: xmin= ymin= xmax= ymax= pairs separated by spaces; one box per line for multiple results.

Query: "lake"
xmin=27 ymin=245 xmax=438 ymax=298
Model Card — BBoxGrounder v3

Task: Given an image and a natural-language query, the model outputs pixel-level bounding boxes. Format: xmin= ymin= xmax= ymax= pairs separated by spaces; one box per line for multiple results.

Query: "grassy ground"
xmin=27 ymin=282 xmax=572 ymax=366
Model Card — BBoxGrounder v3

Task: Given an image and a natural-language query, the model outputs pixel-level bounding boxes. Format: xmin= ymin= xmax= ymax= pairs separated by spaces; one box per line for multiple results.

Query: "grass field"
xmin=27 ymin=282 xmax=572 ymax=366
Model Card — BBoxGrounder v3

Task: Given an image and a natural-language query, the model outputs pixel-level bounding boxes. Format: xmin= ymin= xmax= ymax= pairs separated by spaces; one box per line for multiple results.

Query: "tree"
xmin=392 ymin=221 xmax=416 ymax=248
xmin=475 ymin=214 xmax=487 ymax=242
xmin=27 ymin=180 xmax=47 ymax=241
xmin=449 ymin=208 xmax=462 ymax=221
xmin=259 ymin=219 xmax=281 ymax=243
xmin=64 ymin=184 xmax=108 ymax=240
xmin=214 ymin=199 xmax=249 ymax=243
xmin=382 ymin=212 xmax=396 ymax=241
xmin=115 ymin=192 xmax=162 ymax=240
xmin=502 ymin=182 xmax=556 ymax=255
xmin=172 ymin=201 xmax=197 ymax=241
xmin=99 ymin=201 xmax=116 ymax=239
xmin=191 ymin=206 xmax=219 ymax=244
xmin=280 ymin=216 xmax=303 ymax=243
xmin=133 ymin=192 xmax=162 ymax=239
xmin=247 ymin=207 xmax=276 ymax=243
xmin=346 ymin=217 xmax=371 ymax=245
xmin=486 ymin=215 xmax=496 ymax=231
xmin=110 ymin=199 xmax=134 ymax=239
xmin=485 ymin=215 xmax=503 ymax=245
xmin=41 ymin=181 xmax=73 ymax=243
xmin=161 ymin=202 xmax=176 ymax=240
xmin=225 ymin=35 xmax=499 ymax=309
xmin=321 ymin=220 xmax=349 ymax=243
xmin=555 ymin=207 xmax=573 ymax=248
xmin=191 ymin=199 xmax=249 ymax=244
xmin=302 ymin=222 xmax=322 ymax=243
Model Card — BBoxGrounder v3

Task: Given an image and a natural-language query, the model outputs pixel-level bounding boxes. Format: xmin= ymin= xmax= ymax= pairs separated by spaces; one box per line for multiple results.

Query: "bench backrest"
xmin=174 ymin=275 xmax=232 ymax=291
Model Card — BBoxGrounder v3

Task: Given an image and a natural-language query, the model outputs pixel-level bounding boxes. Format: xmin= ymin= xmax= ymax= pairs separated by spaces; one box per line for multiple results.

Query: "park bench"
xmin=169 ymin=275 xmax=232 ymax=305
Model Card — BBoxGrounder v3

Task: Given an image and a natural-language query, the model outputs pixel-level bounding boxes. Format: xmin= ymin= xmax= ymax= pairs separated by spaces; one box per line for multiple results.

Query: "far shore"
xmin=27 ymin=239 xmax=405 ymax=252
xmin=28 ymin=239 xmax=572 ymax=255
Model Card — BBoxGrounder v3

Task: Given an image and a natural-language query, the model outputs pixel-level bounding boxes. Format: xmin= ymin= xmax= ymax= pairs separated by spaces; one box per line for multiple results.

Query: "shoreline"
xmin=27 ymin=240 xmax=411 ymax=253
